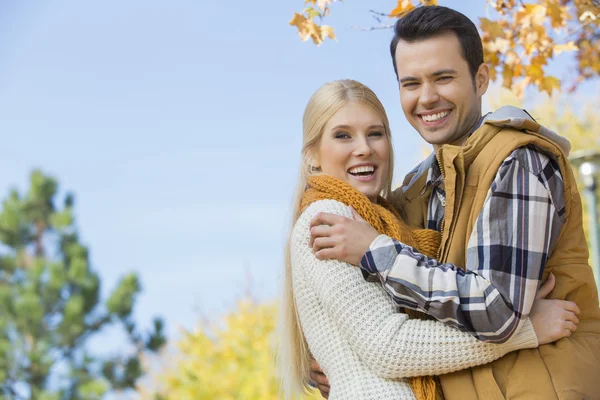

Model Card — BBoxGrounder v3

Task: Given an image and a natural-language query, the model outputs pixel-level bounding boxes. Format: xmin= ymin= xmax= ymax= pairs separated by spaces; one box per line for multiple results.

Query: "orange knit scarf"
xmin=301 ymin=175 xmax=442 ymax=400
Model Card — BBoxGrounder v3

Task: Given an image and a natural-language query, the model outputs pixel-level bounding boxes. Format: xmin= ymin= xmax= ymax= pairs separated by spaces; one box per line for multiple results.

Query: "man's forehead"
xmin=394 ymin=35 xmax=467 ymax=75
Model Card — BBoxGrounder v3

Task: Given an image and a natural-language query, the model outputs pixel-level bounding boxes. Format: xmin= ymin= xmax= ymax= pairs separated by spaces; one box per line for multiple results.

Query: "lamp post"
xmin=569 ymin=149 xmax=600 ymax=296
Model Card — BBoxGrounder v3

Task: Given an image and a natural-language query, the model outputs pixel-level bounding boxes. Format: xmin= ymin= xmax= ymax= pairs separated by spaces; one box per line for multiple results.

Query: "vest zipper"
xmin=435 ymin=153 xmax=446 ymax=260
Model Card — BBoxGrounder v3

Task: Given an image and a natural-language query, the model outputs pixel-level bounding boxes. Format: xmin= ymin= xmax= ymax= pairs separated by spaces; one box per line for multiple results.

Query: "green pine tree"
xmin=0 ymin=170 xmax=166 ymax=399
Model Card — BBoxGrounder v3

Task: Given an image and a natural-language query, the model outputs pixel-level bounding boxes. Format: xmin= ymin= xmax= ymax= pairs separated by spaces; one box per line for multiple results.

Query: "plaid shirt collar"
xmin=424 ymin=113 xmax=490 ymax=188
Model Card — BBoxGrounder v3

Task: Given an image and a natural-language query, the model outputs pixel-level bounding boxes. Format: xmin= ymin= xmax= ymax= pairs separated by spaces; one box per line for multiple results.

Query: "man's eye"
xmin=437 ymin=76 xmax=452 ymax=82
xmin=402 ymin=82 xmax=419 ymax=88
xmin=335 ymin=132 xmax=350 ymax=139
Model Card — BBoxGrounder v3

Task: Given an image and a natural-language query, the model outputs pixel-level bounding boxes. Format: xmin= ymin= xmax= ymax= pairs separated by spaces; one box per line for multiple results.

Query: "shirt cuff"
xmin=360 ymin=234 xmax=400 ymax=281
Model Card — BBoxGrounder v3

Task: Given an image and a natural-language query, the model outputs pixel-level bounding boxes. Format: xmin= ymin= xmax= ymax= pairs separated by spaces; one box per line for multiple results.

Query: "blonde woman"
xmin=277 ymin=80 xmax=578 ymax=400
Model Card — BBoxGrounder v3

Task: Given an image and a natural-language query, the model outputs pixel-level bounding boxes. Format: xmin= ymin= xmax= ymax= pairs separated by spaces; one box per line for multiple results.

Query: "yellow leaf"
xmin=480 ymin=17 xmax=505 ymax=40
xmin=420 ymin=0 xmax=438 ymax=4
xmin=554 ymin=41 xmax=578 ymax=55
xmin=502 ymin=66 xmax=514 ymax=88
xmin=303 ymin=6 xmax=321 ymax=20
xmin=289 ymin=12 xmax=308 ymax=30
xmin=526 ymin=64 xmax=544 ymax=81
xmin=525 ymin=4 xmax=547 ymax=26
xmin=487 ymin=37 xmax=511 ymax=53
xmin=546 ymin=2 xmax=567 ymax=28
xmin=539 ymin=75 xmax=561 ymax=96
xmin=390 ymin=0 xmax=415 ymax=17
xmin=321 ymin=25 xmax=336 ymax=41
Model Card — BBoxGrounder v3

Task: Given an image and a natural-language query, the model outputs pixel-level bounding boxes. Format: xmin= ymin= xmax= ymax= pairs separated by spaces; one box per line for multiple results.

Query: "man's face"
xmin=394 ymin=33 xmax=489 ymax=150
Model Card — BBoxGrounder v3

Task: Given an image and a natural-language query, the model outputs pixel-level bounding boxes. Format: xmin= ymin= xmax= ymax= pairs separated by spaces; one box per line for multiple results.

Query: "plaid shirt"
xmin=361 ymin=145 xmax=565 ymax=343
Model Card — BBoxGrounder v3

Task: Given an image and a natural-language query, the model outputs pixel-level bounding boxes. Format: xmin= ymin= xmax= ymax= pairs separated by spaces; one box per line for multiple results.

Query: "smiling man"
xmin=308 ymin=5 xmax=600 ymax=400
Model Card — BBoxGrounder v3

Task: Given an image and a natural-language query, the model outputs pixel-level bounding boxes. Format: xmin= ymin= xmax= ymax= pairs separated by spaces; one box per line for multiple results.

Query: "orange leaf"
xmin=289 ymin=12 xmax=308 ymax=30
xmin=390 ymin=0 xmax=415 ymax=17
xmin=546 ymin=2 xmax=566 ymax=28
xmin=480 ymin=17 xmax=505 ymax=40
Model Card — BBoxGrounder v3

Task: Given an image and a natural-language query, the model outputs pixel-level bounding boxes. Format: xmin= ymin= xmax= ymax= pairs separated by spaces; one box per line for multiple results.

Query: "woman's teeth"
xmin=348 ymin=166 xmax=375 ymax=176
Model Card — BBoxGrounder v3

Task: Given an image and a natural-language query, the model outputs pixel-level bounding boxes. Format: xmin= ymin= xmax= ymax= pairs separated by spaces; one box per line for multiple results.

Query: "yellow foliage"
xmin=289 ymin=0 xmax=600 ymax=96
xmin=141 ymin=300 xmax=323 ymax=400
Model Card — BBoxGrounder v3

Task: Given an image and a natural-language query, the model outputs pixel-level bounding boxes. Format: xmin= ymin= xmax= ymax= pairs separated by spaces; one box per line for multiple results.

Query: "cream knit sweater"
xmin=291 ymin=200 xmax=539 ymax=400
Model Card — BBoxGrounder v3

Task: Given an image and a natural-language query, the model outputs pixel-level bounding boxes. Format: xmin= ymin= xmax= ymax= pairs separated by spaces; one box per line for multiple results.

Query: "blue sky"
xmin=0 ymin=0 xmax=596 ymax=345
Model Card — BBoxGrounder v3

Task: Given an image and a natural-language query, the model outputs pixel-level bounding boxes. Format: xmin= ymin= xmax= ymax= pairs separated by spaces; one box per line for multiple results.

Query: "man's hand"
xmin=309 ymin=208 xmax=379 ymax=266
xmin=309 ymin=358 xmax=330 ymax=398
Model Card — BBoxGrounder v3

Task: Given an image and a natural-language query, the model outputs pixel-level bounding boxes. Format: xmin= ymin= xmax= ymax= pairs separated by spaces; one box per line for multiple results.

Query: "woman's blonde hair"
xmin=276 ymin=79 xmax=394 ymax=398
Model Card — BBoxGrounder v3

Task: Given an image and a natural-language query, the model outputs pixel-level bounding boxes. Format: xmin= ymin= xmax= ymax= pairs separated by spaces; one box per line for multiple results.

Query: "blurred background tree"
xmin=0 ymin=170 xmax=166 ymax=399
xmin=290 ymin=0 xmax=600 ymax=96
xmin=140 ymin=299 xmax=322 ymax=400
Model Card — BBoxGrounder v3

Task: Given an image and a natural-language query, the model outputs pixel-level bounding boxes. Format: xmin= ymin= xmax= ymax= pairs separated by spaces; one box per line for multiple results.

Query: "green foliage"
xmin=0 ymin=169 xmax=166 ymax=399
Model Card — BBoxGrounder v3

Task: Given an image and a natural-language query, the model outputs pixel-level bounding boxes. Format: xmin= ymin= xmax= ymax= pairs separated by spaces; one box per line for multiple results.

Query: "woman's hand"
xmin=530 ymin=273 xmax=581 ymax=345
xmin=309 ymin=358 xmax=330 ymax=398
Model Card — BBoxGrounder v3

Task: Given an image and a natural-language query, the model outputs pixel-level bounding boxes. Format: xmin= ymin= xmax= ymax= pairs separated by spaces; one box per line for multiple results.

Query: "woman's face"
xmin=315 ymin=101 xmax=390 ymax=202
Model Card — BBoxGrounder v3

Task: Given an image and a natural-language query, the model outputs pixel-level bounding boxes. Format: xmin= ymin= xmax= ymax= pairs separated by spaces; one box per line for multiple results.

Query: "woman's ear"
xmin=306 ymin=151 xmax=321 ymax=172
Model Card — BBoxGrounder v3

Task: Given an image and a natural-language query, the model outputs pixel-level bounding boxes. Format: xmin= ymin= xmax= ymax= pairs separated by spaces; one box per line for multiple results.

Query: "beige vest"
xmin=394 ymin=118 xmax=600 ymax=399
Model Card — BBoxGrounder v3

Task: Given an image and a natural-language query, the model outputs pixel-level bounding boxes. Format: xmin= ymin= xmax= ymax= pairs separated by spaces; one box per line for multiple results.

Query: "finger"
xmin=563 ymin=310 xmax=580 ymax=325
xmin=310 ymin=358 xmax=323 ymax=372
xmin=350 ymin=207 xmax=365 ymax=221
xmin=310 ymin=225 xmax=333 ymax=247
xmin=314 ymin=248 xmax=337 ymax=261
xmin=561 ymin=300 xmax=581 ymax=315
xmin=310 ymin=212 xmax=346 ymax=229
xmin=536 ymin=273 xmax=555 ymax=300
xmin=563 ymin=320 xmax=578 ymax=332
xmin=310 ymin=371 xmax=329 ymax=386
xmin=317 ymin=384 xmax=330 ymax=395
xmin=312 ymin=237 xmax=337 ymax=253
xmin=317 ymin=384 xmax=330 ymax=399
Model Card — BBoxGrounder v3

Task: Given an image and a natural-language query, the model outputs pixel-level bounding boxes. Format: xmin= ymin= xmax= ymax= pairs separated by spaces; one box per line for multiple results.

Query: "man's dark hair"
xmin=390 ymin=6 xmax=483 ymax=80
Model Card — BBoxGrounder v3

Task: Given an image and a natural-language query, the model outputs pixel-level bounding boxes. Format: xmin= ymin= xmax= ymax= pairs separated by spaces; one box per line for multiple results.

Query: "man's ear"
xmin=475 ymin=63 xmax=490 ymax=97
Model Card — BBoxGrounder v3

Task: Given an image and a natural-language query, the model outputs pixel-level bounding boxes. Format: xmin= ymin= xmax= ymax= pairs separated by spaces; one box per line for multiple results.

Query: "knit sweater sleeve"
xmin=291 ymin=199 xmax=539 ymax=379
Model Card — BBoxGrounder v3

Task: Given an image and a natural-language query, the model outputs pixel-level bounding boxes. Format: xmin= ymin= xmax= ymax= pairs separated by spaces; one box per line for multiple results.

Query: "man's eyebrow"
xmin=431 ymin=69 xmax=458 ymax=76
xmin=399 ymin=76 xmax=418 ymax=84
xmin=399 ymin=69 xmax=458 ymax=83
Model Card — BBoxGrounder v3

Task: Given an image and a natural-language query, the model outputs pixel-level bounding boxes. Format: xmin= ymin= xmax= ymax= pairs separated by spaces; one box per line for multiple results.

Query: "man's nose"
xmin=419 ymin=83 xmax=440 ymax=107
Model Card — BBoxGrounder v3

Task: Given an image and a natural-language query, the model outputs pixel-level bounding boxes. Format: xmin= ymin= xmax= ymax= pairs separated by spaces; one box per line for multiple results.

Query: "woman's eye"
xmin=369 ymin=131 xmax=384 ymax=137
xmin=335 ymin=132 xmax=350 ymax=139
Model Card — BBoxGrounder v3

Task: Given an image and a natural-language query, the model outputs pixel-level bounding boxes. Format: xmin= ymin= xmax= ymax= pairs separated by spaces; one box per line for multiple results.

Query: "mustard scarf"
xmin=301 ymin=174 xmax=442 ymax=400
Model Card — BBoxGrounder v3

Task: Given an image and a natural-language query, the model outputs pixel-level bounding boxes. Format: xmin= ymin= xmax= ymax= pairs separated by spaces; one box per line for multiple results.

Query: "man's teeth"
xmin=422 ymin=111 xmax=450 ymax=122
xmin=348 ymin=166 xmax=375 ymax=175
